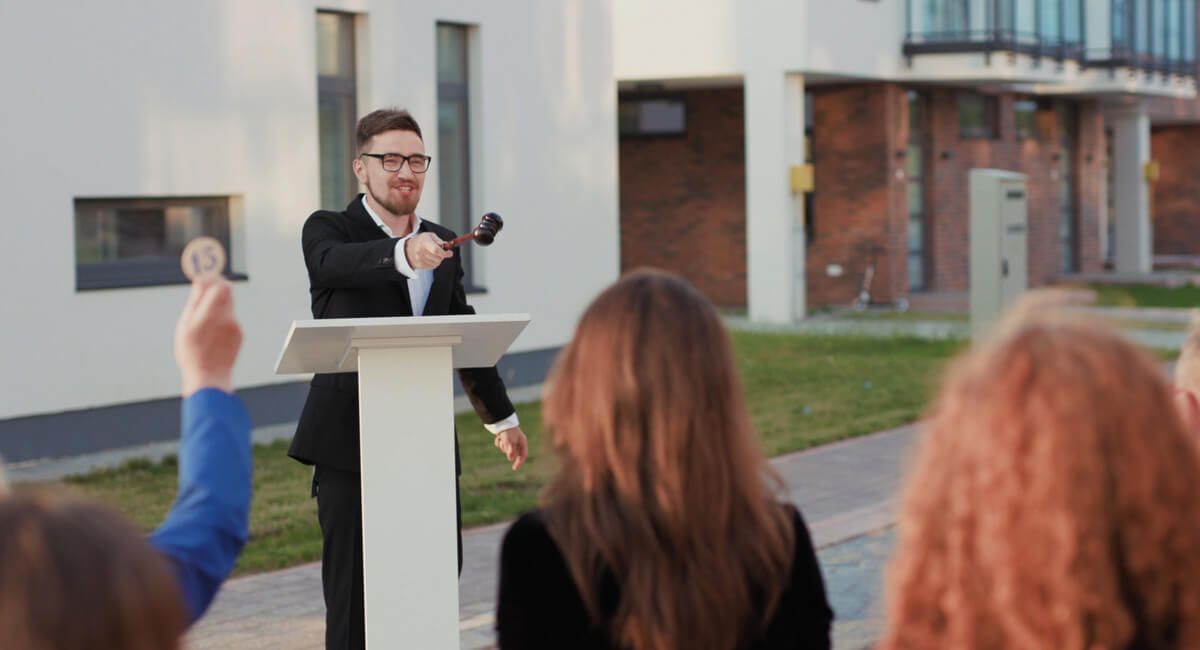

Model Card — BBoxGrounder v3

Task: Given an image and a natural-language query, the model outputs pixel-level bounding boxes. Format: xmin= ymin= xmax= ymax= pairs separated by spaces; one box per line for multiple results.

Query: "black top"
xmin=288 ymin=196 xmax=514 ymax=473
xmin=496 ymin=504 xmax=833 ymax=649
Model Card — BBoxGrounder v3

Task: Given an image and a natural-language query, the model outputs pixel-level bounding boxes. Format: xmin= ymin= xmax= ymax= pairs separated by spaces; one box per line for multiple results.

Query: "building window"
xmin=958 ymin=92 xmax=998 ymax=139
xmin=437 ymin=23 xmax=480 ymax=290
xmin=317 ymin=11 xmax=358 ymax=211
xmin=618 ymin=96 xmax=687 ymax=137
xmin=911 ymin=0 xmax=970 ymax=39
xmin=1014 ymin=98 xmax=1038 ymax=139
xmin=75 ymin=196 xmax=241 ymax=290
xmin=1057 ymin=103 xmax=1078 ymax=273
xmin=1104 ymin=126 xmax=1115 ymax=267
xmin=906 ymin=90 xmax=930 ymax=291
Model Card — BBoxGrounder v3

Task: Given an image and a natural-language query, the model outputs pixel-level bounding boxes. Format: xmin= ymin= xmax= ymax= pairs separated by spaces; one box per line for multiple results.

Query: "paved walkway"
xmin=185 ymin=424 xmax=915 ymax=650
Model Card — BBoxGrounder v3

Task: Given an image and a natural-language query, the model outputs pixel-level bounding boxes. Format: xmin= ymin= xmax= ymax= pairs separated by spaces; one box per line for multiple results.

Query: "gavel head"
xmin=473 ymin=212 xmax=504 ymax=246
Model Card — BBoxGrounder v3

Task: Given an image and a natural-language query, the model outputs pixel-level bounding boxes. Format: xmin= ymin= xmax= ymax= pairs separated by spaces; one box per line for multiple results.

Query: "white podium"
xmin=275 ymin=314 xmax=531 ymax=649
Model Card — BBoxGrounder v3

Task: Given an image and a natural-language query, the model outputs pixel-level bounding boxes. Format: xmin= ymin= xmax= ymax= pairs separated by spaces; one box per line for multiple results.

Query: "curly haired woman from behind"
xmin=880 ymin=312 xmax=1200 ymax=650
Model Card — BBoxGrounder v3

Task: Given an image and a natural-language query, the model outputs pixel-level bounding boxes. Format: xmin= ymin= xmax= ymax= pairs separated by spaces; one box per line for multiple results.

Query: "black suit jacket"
xmin=289 ymin=195 xmax=515 ymax=474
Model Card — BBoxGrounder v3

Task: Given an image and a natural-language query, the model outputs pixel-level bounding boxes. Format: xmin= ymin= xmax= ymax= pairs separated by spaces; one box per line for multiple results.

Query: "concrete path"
xmin=185 ymin=424 xmax=915 ymax=650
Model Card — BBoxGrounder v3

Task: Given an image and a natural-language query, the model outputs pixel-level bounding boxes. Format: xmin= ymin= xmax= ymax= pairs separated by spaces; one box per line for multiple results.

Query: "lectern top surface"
xmin=274 ymin=313 xmax=531 ymax=375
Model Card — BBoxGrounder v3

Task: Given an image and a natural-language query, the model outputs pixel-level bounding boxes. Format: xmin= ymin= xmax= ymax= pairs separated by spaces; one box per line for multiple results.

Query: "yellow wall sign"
xmin=790 ymin=164 xmax=814 ymax=193
xmin=1144 ymin=160 xmax=1160 ymax=183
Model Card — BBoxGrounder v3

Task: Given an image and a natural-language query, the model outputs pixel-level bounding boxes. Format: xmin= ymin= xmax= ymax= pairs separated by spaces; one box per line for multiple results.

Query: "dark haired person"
xmin=496 ymin=270 xmax=833 ymax=649
xmin=289 ymin=108 xmax=527 ymax=649
xmin=0 ymin=276 xmax=251 ymax=649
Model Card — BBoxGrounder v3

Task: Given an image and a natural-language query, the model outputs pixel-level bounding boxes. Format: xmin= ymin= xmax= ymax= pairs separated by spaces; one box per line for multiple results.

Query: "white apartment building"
xmin=0 ymin=0 xmax=618 ymax=462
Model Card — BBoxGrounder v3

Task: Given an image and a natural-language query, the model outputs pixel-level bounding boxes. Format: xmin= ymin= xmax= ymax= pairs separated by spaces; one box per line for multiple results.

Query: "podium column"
xmin=356 ymin=339 xmax=460 ymax=649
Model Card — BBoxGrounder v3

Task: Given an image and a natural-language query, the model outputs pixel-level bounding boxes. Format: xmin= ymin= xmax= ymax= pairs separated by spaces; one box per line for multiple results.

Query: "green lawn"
xmin=49 ymin=333 xmax=963 ymax=576
xmin=839 ymin=310 xmax=968 ymax=323
xmin=1087 ymin=283 xmax=1200 ymax=309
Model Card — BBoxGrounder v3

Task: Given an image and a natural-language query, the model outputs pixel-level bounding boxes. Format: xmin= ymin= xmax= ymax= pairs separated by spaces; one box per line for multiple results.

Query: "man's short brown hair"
xmin=356 ymin=108 xmax=423 ymax=153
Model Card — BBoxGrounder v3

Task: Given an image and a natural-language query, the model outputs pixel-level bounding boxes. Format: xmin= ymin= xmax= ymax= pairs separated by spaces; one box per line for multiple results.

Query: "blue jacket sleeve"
xmin=148 ymin=388 xmax=253 ymax=625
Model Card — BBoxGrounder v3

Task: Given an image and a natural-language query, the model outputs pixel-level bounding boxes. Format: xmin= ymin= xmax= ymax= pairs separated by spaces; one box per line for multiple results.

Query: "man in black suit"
xmin=289 ymin=108 xmax=528 ymax=650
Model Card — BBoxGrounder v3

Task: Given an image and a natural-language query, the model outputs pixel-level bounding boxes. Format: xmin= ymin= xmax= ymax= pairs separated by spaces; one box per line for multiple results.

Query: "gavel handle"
xmin=441 ymin=232 xmax=475 ymax=251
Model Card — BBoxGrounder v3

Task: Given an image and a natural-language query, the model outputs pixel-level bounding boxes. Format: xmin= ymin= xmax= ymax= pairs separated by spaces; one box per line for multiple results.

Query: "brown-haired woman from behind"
xmin=495 ymin=270 xmax=833 ymax=650
xmin=880 ymin=313 xmax=1200 ymax=649
xmin=0 ymin=493 xmax=186 ymax=650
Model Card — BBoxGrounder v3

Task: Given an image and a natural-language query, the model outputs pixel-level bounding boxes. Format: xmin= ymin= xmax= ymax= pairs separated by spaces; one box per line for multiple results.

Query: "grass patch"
xmin=50 ymin=333 xmax=962 ymax=576
xmin=1087 ymin=283 xmax=1200 ymax=309
xmin=1098 ymin=316 xmax=1188 ymax=333
xmin=838 ymin=310 xmax=967 ymax=323
xmin=1152 ymin=348 xmax=1180 ymax=363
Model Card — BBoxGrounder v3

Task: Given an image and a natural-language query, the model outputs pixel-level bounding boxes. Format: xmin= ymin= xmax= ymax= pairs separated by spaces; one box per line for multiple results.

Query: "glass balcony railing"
xmin=904 ymin=0 xmax=1086 ymax=60
xmin=904 ymin=0 xmax=1197 ymax=77
xmin=1088 ymin=0 xmax=1197 ymax=76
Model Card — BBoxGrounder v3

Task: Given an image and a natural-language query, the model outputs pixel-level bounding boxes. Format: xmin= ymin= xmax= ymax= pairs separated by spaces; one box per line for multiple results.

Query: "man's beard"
xmin=367 ymin=180 xmax=419 ymax=217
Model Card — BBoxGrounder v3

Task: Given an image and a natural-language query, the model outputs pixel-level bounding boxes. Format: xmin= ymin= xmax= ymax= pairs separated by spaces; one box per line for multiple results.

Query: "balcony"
xmin=1087 ymin=0 xmax=1197 ymax=77
xmin=904 ymin=0 xmax=1197 ymax=78
xmin=905 ymin=0 xmax=1086 ymax=62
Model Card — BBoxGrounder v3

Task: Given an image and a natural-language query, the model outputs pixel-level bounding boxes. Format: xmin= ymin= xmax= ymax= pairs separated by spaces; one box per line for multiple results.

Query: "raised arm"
xmin=148 ymin=277 xmax=252 ymax=624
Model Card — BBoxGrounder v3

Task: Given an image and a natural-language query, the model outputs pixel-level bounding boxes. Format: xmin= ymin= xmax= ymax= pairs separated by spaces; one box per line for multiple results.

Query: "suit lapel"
xmin=345 ymin=196 xmax=414 ymax=315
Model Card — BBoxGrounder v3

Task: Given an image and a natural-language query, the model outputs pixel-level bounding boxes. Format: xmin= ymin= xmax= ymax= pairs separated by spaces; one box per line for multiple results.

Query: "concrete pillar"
xmin=1109 ymin=104 xmax=1153 ymax=274
xmin=745 ymin=70 xmax=806 ymax=322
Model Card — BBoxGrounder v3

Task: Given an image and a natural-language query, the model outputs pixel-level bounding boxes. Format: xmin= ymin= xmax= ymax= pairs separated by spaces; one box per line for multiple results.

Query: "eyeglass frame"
xmin=359 ymin=152 xmax=433 ymax=174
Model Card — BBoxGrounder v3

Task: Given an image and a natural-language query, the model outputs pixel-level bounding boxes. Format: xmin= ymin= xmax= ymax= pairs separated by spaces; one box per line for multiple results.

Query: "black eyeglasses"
xmin=360 ymin=152 xmax=433 ymax=174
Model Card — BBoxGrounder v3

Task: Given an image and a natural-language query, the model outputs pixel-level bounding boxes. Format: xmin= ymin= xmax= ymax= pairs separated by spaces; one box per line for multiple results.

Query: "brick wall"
xmin=618 ymin=87 xmax=747 ymax=307
xmin=617 ymin=83 xmax=1107 ymax=311
xmin=1152 ymin=125 xmax=1200 ymax=255
xmin=805 ymin=84 xmax=908 ymax=307
xmin=924 ymin=90 xmax=1105 ymax=291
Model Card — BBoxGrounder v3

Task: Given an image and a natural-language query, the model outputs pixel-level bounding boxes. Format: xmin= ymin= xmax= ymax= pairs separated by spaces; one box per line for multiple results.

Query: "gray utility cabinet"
xmin=969 ymin=169 xmax=1028 ymax=340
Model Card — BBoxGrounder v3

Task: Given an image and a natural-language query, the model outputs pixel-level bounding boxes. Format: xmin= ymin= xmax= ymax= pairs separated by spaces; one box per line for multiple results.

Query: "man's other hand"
xmin=494 ymin=427 xmax=529 ymax=471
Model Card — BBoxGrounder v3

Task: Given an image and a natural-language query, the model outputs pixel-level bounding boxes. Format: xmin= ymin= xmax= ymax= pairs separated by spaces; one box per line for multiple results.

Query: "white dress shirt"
xmin=362 ymin=196 xmax=519 ymax=435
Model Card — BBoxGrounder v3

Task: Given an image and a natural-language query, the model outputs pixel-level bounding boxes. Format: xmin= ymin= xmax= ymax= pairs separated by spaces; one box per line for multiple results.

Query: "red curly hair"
xmin=881 ymin=315 xmax=1200 ymax=650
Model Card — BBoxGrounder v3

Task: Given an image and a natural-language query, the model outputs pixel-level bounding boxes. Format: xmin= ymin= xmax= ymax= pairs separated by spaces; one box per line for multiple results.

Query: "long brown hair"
xmin=0 ymin=491 xmax=187 ymax=650
xmin=540 ymin=270 xmax=795 ymax=650
xmin=881 ymin=314 xmax=1200 ymax=649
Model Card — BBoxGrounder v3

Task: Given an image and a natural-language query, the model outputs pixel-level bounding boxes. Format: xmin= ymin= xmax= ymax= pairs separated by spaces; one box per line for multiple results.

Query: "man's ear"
xmin=351 ymin=156 xmax=366 ymax=184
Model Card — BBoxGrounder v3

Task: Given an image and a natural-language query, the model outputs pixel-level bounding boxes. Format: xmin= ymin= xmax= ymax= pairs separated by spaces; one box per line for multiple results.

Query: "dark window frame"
xmin=436 ymin=22 xmax=485 ymax=294
xmin=958 ymin=92 xmax=1000 ymax=139
xmin=618 ymin=93 xmax=689 ymax=139
xmin=74 ymin=195 xmax=246 ymax=291
xmin=1013 ymin=97 xmax=1040 ymax=139
xmin=317 ymin=10 xmax=359 ymax=211
xmin=906 ymin=89 xmax=931 ymax=291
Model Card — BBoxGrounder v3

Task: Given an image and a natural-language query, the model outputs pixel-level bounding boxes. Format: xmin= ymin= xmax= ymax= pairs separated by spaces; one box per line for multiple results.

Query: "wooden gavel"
xmin=442 ymin=212 xmax=504 ymax=250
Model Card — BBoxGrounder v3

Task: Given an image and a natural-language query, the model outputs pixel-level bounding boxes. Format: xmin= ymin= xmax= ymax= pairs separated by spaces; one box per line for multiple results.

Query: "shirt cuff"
xmin=484 ymin=412 xmax=520 ymax=435
xmin=393 ymin=236 xmax=418 ymax=278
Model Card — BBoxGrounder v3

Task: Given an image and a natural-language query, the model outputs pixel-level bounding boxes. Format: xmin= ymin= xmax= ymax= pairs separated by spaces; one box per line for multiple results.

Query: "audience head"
xmin=540 ymin=269 xmax=794 ymax=650
xmin=881 ymin=308 xmax=1200 ymax=649
xmin=0 ymin=491 xmax=186 ymax=650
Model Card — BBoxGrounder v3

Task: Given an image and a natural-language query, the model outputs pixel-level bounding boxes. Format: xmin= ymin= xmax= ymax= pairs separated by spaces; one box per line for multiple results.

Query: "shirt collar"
xmin=361 ymin=195 xmax=421 ymax=237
